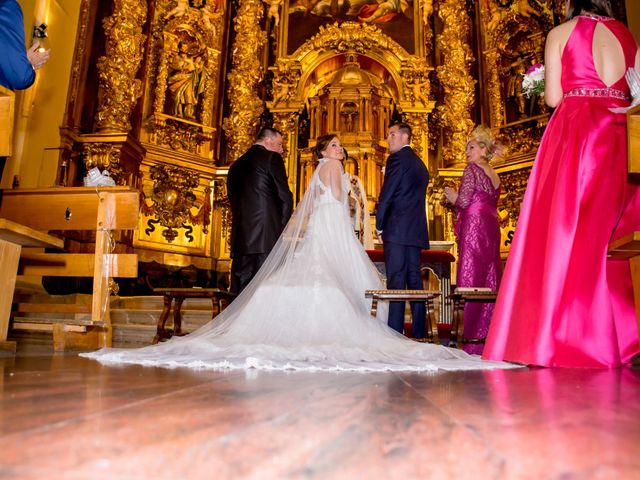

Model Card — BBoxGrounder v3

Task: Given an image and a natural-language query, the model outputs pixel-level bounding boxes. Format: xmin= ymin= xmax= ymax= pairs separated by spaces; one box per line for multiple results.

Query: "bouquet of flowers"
xmin=522 ymin=63 xmax=545 ymax=98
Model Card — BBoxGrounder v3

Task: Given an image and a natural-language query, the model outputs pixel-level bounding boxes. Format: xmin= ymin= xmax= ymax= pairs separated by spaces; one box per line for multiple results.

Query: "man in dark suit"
xmin=375 ymin=122 xmax=430 ymax=339
xmin=227 ymin=127 xmax=293 ymax=295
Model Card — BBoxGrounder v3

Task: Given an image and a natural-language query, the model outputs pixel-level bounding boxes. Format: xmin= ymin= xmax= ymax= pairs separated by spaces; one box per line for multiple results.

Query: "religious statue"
xmin=167 ymin=42 xmax=205 ymax=120
xmin=264 ymin=0 xmax=283 ymax=28
xmin=506 ymin=59 xmax=527 ymax=118
xmin=410 ymin=76 xmax=430 ymax=106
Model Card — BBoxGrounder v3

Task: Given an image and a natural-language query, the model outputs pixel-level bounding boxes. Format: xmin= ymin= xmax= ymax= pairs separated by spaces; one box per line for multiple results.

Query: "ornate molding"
xmin=403 ymin=112 xmax=430 ymax=158
xmin=95 ymin=0 xmax=148 ymax=133
xmin=81 ymin=142 xmax=125 ymax=183
xmin=297 ymin=21 xmax=409 ymax=59
xmin=495 ymin=120 xmax=545 ymax=157
xmin=212 ymin=179 xmax=231 ymax=250
xmin=147 ymin=114 xmax=215 ymax=155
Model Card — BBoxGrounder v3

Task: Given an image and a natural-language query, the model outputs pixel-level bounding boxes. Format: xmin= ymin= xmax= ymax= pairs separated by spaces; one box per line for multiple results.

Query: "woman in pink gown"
xmin=483 ymin=0 xmax=640 ymax=368
xmin=445 ymin=127 xmax=502 ymax=355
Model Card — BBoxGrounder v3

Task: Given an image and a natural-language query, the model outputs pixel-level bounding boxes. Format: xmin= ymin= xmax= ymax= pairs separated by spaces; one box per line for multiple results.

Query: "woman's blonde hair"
xmin=467 ymin=125 xmax=499 ymax=160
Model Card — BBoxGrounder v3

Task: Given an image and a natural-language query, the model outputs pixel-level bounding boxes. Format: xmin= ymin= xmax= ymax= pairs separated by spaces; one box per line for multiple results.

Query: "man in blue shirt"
xmin=0 ymin=0 xmax=50 ymax=90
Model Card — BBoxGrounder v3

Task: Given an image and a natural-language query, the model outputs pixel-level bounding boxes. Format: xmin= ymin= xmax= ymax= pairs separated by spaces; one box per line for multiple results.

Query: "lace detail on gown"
xmin=81 ymin=161 xmax=516 ymax=372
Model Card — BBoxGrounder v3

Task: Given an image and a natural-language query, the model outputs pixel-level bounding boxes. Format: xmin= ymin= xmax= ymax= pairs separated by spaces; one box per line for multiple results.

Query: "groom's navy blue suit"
xmin=375 ymin=145 xmax=430 ymax=338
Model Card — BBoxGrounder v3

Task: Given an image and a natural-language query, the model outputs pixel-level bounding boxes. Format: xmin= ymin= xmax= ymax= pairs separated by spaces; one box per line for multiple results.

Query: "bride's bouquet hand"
xmin=609 ymin=68 xmax=640 ymax=113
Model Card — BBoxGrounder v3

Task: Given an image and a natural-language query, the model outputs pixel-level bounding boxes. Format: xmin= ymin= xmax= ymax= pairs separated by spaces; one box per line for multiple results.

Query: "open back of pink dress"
xmin=483 ymin=16 xmax=640 ymax=367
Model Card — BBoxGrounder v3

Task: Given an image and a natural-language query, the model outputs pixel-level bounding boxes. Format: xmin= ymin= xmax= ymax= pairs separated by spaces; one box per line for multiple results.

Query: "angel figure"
xmin=201 ymin=0 xmax=223 ymax=33
xmin=264 ymin=0 xmax=283 ymax=28
xmin=166 ymin=0 xmax=189 ymax=19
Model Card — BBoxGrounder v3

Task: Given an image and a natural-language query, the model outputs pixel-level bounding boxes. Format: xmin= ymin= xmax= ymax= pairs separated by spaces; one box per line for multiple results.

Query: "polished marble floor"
xmin=1 ymin=349 xmax=639 ymax=480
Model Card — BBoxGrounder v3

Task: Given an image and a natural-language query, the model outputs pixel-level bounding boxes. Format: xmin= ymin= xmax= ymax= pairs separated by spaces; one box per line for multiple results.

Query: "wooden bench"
xmin=151 ymin=288 xmax=235 ymax=344
xmin=0 ymin=187 xmax=139 ymax=351
xmin=0 ymin=219 xmax=64 ymax=352
xmin=448 ymin=288 xmax=497 ymax=349
xmin=365 ymin=289 xmax=440 ymax=344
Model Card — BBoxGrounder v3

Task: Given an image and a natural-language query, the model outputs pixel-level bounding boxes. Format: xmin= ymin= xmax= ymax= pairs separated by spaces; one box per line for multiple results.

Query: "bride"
xmin=82 ymin=135 xmax=515 ymax=372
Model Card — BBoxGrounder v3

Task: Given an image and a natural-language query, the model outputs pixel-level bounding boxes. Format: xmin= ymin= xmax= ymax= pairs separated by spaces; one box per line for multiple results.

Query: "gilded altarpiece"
xmin=251 ymin=1 xmax=435 ymax=214
xmin=135 ymin=0 xmax=227 ymax=268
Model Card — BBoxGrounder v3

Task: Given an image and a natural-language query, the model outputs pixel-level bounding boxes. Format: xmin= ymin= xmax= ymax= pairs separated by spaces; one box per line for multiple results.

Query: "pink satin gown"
xmin=483 ymin=16 xmax=640 ymax=367
xmin=454 ymin=163 xmax=502 ymax=354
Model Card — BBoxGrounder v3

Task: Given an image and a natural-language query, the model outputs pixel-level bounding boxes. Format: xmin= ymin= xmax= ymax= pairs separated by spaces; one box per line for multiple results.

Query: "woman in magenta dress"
xmin=445 ymin=127 xmax=502 ymax=355
xmin=483 ymin=0 xmax=640 ymax=368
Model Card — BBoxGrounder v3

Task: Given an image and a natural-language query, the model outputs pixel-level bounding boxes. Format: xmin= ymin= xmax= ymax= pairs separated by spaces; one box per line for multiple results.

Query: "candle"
xmin=34 ymin=0 xmax=49 ymax=25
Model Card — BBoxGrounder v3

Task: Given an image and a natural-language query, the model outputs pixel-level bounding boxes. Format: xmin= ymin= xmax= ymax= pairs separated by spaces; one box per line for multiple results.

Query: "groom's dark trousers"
xmin=384 ymin=242 xmax=425 ymax=337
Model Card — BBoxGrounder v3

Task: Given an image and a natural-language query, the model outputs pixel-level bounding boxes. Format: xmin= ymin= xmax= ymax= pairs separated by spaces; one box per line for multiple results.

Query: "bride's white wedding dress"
xmin=82 ymin=159 xmax=515 ymax=372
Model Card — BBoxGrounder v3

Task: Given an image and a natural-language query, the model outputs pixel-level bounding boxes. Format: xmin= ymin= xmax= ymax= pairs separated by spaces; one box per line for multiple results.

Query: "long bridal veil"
xmin=82 ymin=161 xmax=517 ymax=372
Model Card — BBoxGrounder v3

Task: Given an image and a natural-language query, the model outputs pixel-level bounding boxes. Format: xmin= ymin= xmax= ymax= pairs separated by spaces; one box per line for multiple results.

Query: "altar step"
xmin=9 ymin=293 xmax=217 ymax=349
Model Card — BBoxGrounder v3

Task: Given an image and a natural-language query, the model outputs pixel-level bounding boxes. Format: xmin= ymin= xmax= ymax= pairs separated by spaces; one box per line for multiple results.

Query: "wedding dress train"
xmin=82 ymin=160 xmax=516 ymax=372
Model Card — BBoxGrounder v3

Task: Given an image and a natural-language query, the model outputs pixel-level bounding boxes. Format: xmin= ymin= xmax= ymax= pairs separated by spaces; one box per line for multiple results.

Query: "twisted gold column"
xmin=436 ymin=0 xmax=475 ymax=167
xmin=223 ymin=0 xmax=267 ymax=162
xmin=94 ymin=0 xmax=147 ymax=133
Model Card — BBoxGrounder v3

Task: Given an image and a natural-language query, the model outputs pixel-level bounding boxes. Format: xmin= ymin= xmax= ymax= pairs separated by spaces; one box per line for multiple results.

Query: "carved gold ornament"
xmin=140 ymin=164 xmax=211 ymax=243
xmin=95 ymin=0 xmax=147 ymax=133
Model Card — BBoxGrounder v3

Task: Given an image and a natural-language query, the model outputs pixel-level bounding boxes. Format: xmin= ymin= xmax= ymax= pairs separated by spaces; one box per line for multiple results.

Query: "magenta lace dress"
xmin=454 ymin=163 xmax=502 ymax=354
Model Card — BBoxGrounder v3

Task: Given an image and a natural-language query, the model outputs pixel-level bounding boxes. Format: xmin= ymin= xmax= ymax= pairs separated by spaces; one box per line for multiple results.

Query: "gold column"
xmin=484 ymin=49 xmax=505 ymax=127
xmin=272 ymin=109 xmax=300 ymax=195
xmin=223 ymin=0 xmax=267 ymax=161
xmin=436 ymin=0 xmax=475 ymax=167
xmin=94 ymin=0 xmax=147 ymax=133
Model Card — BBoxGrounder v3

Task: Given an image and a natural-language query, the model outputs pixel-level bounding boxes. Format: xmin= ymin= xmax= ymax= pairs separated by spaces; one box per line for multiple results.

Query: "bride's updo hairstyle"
xmin=467 ymin=125 xmax=499 ymax=161
xmin=567 ymin=0 xmax=613 ymax=20
xmin=313 ymin=134 xmax=338 ymax=161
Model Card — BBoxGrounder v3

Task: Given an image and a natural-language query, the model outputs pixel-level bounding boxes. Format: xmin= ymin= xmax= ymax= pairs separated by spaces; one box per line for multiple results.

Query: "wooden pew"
xmin=0 ymin=187 xmax=139 ymax=351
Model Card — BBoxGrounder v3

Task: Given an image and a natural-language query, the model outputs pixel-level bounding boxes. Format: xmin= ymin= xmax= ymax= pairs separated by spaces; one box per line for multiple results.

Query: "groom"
xmin=227 ymin=127 xmax=293 ymax=295
xmin=375 ymin=122 xmax=430 ymax=339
